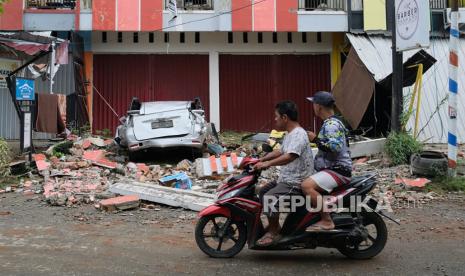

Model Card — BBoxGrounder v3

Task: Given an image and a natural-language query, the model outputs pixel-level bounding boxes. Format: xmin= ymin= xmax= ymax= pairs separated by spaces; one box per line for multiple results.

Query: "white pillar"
xmin=209 ymin=50 xmax=220 ymax=130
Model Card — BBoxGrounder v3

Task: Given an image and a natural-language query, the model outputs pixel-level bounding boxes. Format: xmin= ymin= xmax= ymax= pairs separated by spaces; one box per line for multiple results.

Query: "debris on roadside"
xmin=110 ymin=181 xmax=215 ymax=212
xmin=99 ymin=195 xmax=140 ymax=211
xmin=159 ymin=172 xmax=193 ymax=190
xmin=395 ymin=177 xmax=431 ymax=190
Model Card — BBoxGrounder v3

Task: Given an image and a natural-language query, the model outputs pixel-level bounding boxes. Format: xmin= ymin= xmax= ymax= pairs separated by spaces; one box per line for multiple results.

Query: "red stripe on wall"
xmin=253 ymin=0 xmax=275 ymax=31
xmin=93 ymin=0 xmax=116 ymax=30
xmin=0 ymin=0 xmax=23 ymax=30
xmin=75 ymin=0 xmax=80 ymax=31
xmin=276 ymin=0 xmax=297 ymax=31
xmin=232 ymin=0 xmax=252 ymax=31
xmin=117 ymin=0 xmax=139 ymax=31
xmin=140 ymin=0 xmax=163 ymax=31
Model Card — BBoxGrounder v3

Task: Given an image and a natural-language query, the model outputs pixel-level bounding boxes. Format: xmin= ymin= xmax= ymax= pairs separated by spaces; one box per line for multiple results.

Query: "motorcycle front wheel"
xmin=337 ymin=211 xmax=388 ymax=259
xmin=195 ymin=215 xmax=247 ymax=258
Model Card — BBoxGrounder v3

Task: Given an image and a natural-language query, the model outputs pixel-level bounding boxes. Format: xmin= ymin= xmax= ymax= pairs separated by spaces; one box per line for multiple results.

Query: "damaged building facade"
xmin=0 ymin=0 xmax=464 ymax=143
xmin=0 ymin=0 xmax=360 ymax=137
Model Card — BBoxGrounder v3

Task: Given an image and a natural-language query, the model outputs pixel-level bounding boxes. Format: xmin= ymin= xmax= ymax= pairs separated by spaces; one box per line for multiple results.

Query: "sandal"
xmin=306 ymin=223 xmax=336 ymax=232
xmin=256 ymin=232 xmax=281 ymax=246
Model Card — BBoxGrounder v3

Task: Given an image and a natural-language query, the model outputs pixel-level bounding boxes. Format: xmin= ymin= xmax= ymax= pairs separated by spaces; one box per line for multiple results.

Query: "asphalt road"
xmin=1 ymin=193 xmax=464 ymax=276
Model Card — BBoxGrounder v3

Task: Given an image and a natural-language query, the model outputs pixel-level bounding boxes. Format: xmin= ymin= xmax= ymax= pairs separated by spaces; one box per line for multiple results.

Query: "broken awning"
xmin=0 ymin=40 xmax=50 ymax=55
xmin=332 ymin=48 xmax=375 ymax=129
xmin=346 ymin=33 xmax=420 ymax=82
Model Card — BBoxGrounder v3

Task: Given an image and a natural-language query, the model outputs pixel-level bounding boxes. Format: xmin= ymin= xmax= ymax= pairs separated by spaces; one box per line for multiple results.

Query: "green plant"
xmin=384 ymin=132 xmax=423 ymax=166
xmin=427 ymin=176 xmax=465 ymax=192
xmin=52 ymin=141 xmax=73 ymax=158
xmin=0 ymin=137 xmax=11 ymax=177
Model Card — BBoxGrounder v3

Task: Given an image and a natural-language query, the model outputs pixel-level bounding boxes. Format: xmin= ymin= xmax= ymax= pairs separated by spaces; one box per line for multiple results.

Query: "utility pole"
xmin=448 ymin=0 xmax=459 ymax=177
xmin=389 ymin=0 xmax=403 ymax=132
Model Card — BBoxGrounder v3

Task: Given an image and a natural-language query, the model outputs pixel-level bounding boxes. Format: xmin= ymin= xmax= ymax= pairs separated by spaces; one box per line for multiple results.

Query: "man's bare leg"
xmin=301 ymin=178 xmax=335 ymax=230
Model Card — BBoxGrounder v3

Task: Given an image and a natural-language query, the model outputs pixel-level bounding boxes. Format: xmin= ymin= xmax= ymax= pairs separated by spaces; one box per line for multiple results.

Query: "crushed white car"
xmin=115 ymin=98 xmax=212 ymax=156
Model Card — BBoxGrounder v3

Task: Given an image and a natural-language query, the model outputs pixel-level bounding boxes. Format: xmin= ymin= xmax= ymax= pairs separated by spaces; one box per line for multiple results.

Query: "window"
xmin=166 ymin=0 xmax=213 ymax=10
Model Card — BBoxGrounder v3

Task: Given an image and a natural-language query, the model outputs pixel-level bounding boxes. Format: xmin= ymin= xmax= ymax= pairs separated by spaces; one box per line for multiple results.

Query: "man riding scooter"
xmin=253 ymin=101 xmax=314 ymax=246
xmin=302 ymin=91 xmax=353 ymax=231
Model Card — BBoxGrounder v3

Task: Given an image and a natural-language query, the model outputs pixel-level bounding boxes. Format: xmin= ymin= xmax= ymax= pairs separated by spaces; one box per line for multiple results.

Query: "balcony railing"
xmin=26 ymin=0 xmax=77 ymax=9
xmin=298 ymin=0 xmax=346 ymax=11
xmin=429 ymin=0 xmax=465 ymax=9
xmin=165 ymin=0 xmax=213 ymax=11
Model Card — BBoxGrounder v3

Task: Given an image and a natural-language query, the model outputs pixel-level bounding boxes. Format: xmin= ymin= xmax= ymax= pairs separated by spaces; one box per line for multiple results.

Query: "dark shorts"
xmin=259 ymin=181 xmax=303 ymax=217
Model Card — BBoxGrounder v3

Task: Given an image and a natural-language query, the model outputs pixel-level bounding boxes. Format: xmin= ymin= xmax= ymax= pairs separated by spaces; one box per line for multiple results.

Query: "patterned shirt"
xmin=314 ymin=116 xmax=352 ymax=176
xmin=278 ymin=127 xmax=314 ymax=185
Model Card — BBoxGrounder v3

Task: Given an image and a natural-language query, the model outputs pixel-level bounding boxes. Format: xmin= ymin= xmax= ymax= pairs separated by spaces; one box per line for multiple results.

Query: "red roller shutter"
xmin=219 ymin=54 xmax=330 ymax=132
xmin=93 ymin=54 xmax=209 ymax=134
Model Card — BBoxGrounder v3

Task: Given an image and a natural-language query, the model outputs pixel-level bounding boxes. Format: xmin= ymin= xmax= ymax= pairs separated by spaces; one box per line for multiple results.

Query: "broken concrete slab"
xmin=349 ymin=138 xmax=386 ymax=159
xmin=100 ymin=195 xmax=140 ymax=211
xmin=110 ymin=181 xmax=215 ymax=212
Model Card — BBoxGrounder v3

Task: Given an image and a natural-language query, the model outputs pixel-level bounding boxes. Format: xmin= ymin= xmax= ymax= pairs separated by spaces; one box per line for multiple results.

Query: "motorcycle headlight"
xmin=217 ymin=188 xmax=243 ymax=201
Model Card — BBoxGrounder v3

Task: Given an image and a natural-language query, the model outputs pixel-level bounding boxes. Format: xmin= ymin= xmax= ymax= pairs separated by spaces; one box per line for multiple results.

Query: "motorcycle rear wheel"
xmin=337 ymin=211 xmax=388 ymax=259
xmin=195 ymin=215 xmax=247 ymax=258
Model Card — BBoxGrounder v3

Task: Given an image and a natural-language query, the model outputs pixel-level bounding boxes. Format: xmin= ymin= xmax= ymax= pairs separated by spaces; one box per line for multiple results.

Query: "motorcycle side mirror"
xmin=262 ymin=143 xmax=273 ymax=153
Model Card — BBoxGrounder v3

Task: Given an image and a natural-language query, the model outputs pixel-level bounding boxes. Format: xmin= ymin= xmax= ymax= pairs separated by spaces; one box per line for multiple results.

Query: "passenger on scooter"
xmin=253 ymin=101 xmax=314 ymax=246
xmin=302 ymin=91 xmax=352 ymax=231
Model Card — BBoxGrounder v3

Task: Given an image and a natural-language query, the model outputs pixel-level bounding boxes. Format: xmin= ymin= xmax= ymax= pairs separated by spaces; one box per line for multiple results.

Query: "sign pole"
xmin=390 ymin=0 xmax=403 ymax=132
xmin=448 ymin=0 xmax=459 ymax=177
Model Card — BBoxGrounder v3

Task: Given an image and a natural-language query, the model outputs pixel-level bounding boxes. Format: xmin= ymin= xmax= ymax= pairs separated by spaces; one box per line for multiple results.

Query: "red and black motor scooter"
xmin=195 ymin=156 xmax=397 ymax=259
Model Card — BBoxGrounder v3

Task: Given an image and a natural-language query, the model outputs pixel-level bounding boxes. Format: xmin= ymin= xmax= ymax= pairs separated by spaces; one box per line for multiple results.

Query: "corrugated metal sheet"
xmin=93 ymin=54 xmax=209 ymax=134
xmin=0 ymin=54 xmax=75 ymax=140
xmin=219 ymin=54 xmax=331 ymax=132
xmin=347 ymin=34 xmax=465 ymax=143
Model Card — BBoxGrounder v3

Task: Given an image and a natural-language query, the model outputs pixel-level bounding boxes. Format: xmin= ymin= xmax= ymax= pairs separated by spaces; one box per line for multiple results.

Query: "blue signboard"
xmin=15 ymin=78 xmax=35 ymax=101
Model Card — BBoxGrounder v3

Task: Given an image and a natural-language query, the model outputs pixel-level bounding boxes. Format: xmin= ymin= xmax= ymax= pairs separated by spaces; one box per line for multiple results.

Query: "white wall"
xmin=91 ymin=31 xmax=332 ymax=54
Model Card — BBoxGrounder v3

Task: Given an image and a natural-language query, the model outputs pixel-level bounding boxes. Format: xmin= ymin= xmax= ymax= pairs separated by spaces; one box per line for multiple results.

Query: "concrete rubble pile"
xmin=21 ymin=136 xmax=246 ymax=210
